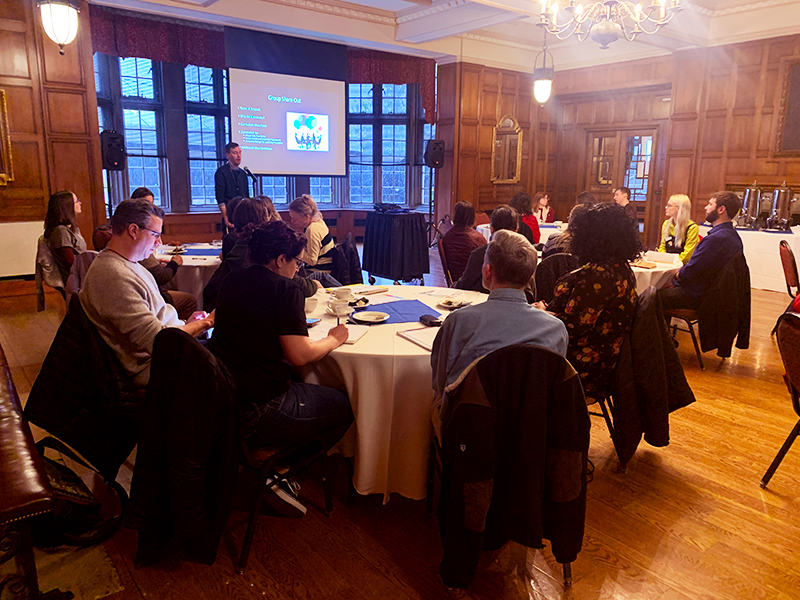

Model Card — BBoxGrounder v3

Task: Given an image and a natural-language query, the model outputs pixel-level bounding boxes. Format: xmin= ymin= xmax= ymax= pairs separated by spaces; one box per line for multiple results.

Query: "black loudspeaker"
xmin=424 ymin=139 xmax=445 ymax=169
xmin=100 ymin=130 xmax=126 ymax=171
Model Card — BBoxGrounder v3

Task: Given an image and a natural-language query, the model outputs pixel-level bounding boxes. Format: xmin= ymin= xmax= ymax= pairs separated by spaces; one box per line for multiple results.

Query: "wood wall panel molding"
xmin=45 ymin=90 xmax=87 ymax=135
xmin=41 ymin=37 xmax=83 ymax=86
xmin=0 ymin=31 xmax=31 ymax=79
xmin=671 ymin=118 xmax=699 ymax=151
xmin=0 ymin=0 xmax=28 ymax=22
xmin=9 ymin=140 xmax=43 ymax=189
xmin=3 ymin=86 xmax=37 ymax=134
xmin=701 ymin=116 xmax=725 ymax=152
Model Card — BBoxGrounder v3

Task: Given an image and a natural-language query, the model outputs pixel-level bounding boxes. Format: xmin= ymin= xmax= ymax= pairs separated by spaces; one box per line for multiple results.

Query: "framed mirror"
xmin=491 ymin=114 xmax=522 ymax=184
xmin=0 ymin=90 xmax=13 ymax=187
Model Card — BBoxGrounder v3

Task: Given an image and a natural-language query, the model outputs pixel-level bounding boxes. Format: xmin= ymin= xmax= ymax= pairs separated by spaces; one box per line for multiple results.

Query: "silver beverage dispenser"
xmin=738 ymin=181 xmax=762 ymax=229
xmin=766 ymin=182 xmax=795 ymax=231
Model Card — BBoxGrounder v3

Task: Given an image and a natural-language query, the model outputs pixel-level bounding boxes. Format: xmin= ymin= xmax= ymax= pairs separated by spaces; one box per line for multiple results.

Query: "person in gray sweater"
xmin=80 ymin=199 xmax=214 ymax=388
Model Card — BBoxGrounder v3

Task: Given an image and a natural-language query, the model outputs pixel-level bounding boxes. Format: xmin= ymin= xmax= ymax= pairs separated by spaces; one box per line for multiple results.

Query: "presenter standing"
xmin=215 ymin=142 xmax=250 ymax=234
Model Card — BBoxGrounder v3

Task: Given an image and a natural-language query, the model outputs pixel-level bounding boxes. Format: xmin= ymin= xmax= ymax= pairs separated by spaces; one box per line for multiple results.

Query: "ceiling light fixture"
xmin=533 ymin=34 xmax=554 ymax=105
xmin=537 ymin=0 xmax=682 ymax=50
xmin=38 ymin=0 xmax=80 ymax=55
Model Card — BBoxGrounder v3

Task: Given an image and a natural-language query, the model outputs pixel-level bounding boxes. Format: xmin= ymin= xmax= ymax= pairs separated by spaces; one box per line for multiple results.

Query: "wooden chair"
xmin=761 ymin=312 xmax=800 ymax=488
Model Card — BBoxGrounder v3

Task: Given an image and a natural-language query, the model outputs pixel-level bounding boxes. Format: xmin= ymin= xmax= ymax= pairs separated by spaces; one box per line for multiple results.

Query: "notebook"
xmin=397 ymin=326 xmax=441 ymax=351
xmin=308 ymin=322 xmax=370 ymax=344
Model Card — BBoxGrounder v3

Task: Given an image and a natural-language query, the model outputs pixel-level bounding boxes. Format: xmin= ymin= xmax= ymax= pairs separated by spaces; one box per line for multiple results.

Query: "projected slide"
xmin=287 ymin=113 xmax=329 ymax=152
xmin=228 ymin=68 xmax=346 ymax=176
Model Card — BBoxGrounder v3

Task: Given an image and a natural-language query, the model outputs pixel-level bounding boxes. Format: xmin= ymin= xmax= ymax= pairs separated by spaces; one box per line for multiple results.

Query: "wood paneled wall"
xmin=664 ymin=36 xmax=800 ymax=219
xmin=0 ymin=0 xmax=104 ymax=239
xmin=436 ymin=62 xmax=536 ymax=221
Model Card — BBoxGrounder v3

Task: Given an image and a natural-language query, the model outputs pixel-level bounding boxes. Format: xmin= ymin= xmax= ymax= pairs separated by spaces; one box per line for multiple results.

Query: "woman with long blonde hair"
xmin=657 ymin=194 xmax=699 ymax=264
xmin=288 ymin=194 xmax=334 ymax=268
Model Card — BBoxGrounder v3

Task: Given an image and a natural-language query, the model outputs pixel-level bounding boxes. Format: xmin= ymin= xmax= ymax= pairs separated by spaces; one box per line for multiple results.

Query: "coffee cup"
xmin=332 ymin=287 xmax=355 ymax=301
xmin=327 ymin=299 xmax=352 ymax=315
xmin=304 ymin=297 xmax=318 ymax=313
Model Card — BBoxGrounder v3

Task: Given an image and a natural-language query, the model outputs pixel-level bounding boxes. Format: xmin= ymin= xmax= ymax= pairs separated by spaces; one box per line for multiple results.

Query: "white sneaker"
xmin=264 ymin=476 xmax=307 ymax=518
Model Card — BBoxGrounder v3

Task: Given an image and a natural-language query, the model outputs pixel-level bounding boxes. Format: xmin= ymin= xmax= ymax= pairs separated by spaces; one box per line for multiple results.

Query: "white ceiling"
xmin=92 ymin=0 xmax=800 ymax=72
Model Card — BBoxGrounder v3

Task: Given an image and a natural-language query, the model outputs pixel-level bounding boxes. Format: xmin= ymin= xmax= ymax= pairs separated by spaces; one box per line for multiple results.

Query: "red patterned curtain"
xmin=347 ymin=49 xmax=436 ymax=124
xmin=89 ymin=5 xmax=225 ymax=69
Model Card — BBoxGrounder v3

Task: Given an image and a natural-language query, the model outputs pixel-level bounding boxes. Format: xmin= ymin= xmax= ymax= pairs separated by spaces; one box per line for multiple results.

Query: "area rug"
xmin=35 ymin=544 xmax=124 ymax=600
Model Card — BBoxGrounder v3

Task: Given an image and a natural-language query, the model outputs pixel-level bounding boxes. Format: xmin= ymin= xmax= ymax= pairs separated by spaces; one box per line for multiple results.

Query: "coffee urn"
xmin=766 ymin=181 xmax=795 ymax=231
xmin=738 ymin=181 xmax=762 ymax=228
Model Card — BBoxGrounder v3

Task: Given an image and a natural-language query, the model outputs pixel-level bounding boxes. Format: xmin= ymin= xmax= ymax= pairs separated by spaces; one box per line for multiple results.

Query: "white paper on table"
xmin=419 ymin=289 xmax=465 ymax=298
xmin=397 ymin=326 xmax=440 ymax=351
xmin=365 ymin=293 xmax=404 ymax=305
xmin=644 ymin=251 xmax=681 ymax=264
xmin=308 ymin=322 xmax=371 ymax=344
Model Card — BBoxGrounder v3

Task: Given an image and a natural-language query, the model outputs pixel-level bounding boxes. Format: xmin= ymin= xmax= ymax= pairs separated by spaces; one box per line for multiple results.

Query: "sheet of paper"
xmin=397 ymin=326 xmax=441 ymax=351
xmin=365 ymin=293 xmax=404 ymax=306
xmin=308 ymin=322 xmax=371 ymax=344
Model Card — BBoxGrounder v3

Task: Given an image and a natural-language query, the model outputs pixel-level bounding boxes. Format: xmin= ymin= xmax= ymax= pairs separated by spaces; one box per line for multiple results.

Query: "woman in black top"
xmin=209 ymin=221 xmax=353 ymax=449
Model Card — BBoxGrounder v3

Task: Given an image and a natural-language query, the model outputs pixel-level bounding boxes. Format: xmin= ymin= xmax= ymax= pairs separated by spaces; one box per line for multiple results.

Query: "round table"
xmin=631 ymin=263 xmax=680 ymax=294
xmin=300 ymin=285 xmax=487 ymax=502
xmin=155 ymin=243 xmax=221 ymax=310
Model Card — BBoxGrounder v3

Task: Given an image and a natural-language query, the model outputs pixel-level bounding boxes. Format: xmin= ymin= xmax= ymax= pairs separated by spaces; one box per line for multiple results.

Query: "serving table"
xmin=698 ymin=225 xmax=800 ymax=293
xmin=155 ymin=243 xmax=221 ymax=309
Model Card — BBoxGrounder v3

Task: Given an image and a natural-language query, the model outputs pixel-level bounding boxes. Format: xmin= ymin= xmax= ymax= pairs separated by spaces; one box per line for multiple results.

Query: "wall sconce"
xmin=38 ymin=0 xmax=80 ymax=55
xmin=533 ymin=36 xmax=554 ymax=105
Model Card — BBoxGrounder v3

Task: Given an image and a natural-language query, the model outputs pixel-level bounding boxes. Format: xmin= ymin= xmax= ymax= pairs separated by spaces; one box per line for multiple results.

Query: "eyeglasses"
xmin=292 ymin=256 xmax=305 ymax=270
xmin=139 ymin=225 xmax=162 ymax=239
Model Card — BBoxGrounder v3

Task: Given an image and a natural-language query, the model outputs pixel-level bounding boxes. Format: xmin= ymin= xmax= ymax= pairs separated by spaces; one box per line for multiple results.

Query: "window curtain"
xmin=89 ymin=5 xmax=225 ymax=69
xmin=347 ymin=49 xmax=436 ymax=124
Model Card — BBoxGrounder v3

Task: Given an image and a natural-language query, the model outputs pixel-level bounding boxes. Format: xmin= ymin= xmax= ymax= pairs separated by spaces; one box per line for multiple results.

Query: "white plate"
xmin=350 ymin=311 xmax=390 ymax=323
xmin=438 ymin=299 xmax=471 ymax=309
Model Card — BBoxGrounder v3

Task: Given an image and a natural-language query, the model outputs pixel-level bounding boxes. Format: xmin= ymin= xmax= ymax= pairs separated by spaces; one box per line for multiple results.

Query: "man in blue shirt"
xmin=214 ymin=142 xmax=250 ymax=233
xmin=432 ymin=229 xmax=568 ymax=398
xmin=659 ymin=191 xmax=743 ymax=311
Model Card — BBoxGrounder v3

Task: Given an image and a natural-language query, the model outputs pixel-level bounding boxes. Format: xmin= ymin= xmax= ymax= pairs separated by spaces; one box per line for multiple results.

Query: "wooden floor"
xmin=3 ymin=250 xmax=800 ymax=600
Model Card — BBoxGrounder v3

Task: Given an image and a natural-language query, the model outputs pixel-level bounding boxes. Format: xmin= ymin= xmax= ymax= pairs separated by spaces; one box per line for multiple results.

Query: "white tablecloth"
xmin=698 ymin=225 xmax=800 ymax=293
xmin=632 ymin=263 xmax=680 ymax=295
xmin=155 ymin=243 xmax=221 ymax=309
xmin=477 ymin=223 xmax=565 ymax=245
xmin=300 ymin=285 xmax=487 ymax=502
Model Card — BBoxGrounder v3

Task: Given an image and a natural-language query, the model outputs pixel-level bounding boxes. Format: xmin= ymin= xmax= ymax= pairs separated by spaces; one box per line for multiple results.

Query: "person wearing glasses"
xmin=80 ymin=198 xmax=214 ymax=389
xmin=209 ymin=220 xmax=353 ymax=517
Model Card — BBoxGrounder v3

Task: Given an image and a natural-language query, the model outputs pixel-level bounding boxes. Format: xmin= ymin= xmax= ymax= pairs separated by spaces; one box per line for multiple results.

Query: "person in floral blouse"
xmin=539 ymin=202 xmax=641 ymax=403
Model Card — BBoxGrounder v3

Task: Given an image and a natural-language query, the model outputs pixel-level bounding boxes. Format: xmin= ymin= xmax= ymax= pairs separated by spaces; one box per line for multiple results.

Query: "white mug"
xmin=327 ymin=299 xmax=351 ymax=315
xmin=332 ymin=287 xmax=355 ymax=300
xmin=304 ymin=297 xmax=318 ymax=313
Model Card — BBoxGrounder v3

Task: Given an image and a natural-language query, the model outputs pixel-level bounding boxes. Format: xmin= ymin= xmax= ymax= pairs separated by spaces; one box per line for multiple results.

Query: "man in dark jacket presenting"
xmin=214 ymin=142 xmax=249 ymax=233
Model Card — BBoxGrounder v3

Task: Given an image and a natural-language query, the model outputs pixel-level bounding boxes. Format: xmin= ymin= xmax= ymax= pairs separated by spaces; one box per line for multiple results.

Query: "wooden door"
xmin=584 ymin=128 xmax=658 ymax=244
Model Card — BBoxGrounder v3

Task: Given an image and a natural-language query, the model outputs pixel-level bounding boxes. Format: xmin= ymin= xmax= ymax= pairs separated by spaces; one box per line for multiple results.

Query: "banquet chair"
xmin=437 ymin=236 xmax=454 ymax=287
xmin=237 ymin=426 xmax=345 ymax=573
xmin=664 ymin=309 xmax=704 ymax=370
xmin=533 ymin=253 xmax=579 ymax=305
xmin=431 ymin=344 xmax=589 ymax=589
xmin=779 ymin=240 xmax=799 ymax=299
xmin=761 ymin=312 xmax=800 ymax=489
xmin=474 ymin=212 xmax=490 ymax=226
xmin=771 ymin=240 xmax=799 ymax=335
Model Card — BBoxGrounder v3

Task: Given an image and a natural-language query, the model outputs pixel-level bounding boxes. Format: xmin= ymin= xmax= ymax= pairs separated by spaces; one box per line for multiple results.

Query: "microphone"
xmin=242 ymin=166 xmax=258 ymax=182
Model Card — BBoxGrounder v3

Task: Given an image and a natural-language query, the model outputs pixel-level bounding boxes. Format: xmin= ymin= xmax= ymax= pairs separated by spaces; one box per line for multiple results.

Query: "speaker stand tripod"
xmin=425 ymin=165 xmax=441 ymax=248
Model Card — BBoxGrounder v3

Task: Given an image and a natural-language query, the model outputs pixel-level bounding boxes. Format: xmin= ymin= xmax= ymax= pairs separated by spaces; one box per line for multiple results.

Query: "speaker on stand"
xmin=100 ymin=130 xmax=126 ymax=171
xmin=423 ymin=140 xmax=445 ymax=247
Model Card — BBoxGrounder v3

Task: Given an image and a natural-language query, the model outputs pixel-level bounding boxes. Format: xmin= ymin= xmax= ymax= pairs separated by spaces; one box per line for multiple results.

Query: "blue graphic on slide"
xmin=287 ymin=112 xmax=329 ymax=152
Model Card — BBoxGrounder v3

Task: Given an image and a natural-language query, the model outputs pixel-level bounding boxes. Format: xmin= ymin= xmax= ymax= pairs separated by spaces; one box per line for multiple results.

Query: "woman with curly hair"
xmin=44 ymin=190 xmax=87 ymax=283
xmin=539 ymin=202 xmax=640 ymax=403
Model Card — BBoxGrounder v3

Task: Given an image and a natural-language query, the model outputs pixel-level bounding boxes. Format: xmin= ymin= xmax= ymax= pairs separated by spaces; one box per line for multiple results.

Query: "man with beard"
xmin=659 ymin=191 xmax=743 ymax=311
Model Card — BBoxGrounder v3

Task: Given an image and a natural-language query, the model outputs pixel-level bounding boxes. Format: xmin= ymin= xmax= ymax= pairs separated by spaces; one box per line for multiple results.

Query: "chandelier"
xmin=537 ymin=0 xmax=682 ymax=50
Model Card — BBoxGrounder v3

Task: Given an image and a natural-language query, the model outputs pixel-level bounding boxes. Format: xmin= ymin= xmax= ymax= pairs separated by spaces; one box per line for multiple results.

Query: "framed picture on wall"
xmin=775 ymin=58 xmax=800 ymax=157
xmin=0 ymin=89 xmax=13 ymax=186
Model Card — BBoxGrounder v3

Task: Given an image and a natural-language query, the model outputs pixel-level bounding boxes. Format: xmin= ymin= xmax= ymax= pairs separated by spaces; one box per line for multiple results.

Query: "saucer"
xmin=350 ymin=311 xmax=390 ymax=324
xmin=326 ymin=306 xmax=354 ymax=317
